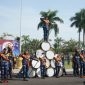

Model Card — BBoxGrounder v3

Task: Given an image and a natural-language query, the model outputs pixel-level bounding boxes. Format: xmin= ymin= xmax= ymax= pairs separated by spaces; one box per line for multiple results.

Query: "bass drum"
xmin=45 ymin=59 xmax=50 ymax=68
xmin=46 ymin=50 xmax=54 ymax=60
xmin=41 ymin=42 xmax=50 ymax=51
xmin=46 ymin=68 xmax=54 ymax=77
xmin=36 ymin=49 xmax=44 ymax=59
xmin=36 ymin=68 xmax=41 ymax=77
xmin=50 ymin=59 xmax=55 ymax=68
xmin=32 ymin=60 xmax=40 ymax=69
xmin=28 ymin=67 xmax=36 ymax=78
xmin=58 ymin=68 xmax=63 ymax=77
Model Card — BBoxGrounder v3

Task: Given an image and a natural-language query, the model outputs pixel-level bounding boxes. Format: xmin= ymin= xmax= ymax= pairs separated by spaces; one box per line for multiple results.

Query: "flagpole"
xmin=20 ymin=0 xmax=22 ymax=53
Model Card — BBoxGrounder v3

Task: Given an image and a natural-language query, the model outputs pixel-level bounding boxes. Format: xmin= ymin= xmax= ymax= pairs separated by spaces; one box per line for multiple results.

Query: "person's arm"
xmin=0 ymin=54 xmax=10 ymax=62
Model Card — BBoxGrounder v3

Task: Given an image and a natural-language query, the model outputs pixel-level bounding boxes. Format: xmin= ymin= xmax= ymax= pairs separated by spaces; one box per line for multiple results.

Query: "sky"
xmin=0 ymin=0 xmax=85 ymax=43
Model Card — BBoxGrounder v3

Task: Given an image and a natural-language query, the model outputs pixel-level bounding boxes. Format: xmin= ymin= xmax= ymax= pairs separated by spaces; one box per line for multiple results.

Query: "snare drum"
xmin=28 ymin=67 xmax=36 ymax=78
xmin=47 ymin=68 xmax=54 ymax=77
xmin=41 ymin=42 xmax=50 ymax=51
xmin=46 ymin=50 xmax=54 ymax=60
xmin=32 ymin=60 xmax=40 ymax=69
xmin=36 ymin=49 xmax=44 ymax=58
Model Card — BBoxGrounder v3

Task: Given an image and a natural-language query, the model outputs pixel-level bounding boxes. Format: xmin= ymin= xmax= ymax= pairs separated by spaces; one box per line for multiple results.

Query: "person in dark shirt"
xmin=72 ymin=49 xmax=80 ymax=76
xmin=40 ymin=17 xmax=50 ymax=41
xmin=0 ymin=48 xmax=10 ymax=83
xmin=22 ymin=50 xmax=30 ymax=81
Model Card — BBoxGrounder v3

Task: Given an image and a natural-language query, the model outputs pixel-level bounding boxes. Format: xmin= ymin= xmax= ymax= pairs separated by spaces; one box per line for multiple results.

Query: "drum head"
xmin=36 ymin=49 xmax=44 ymax=58
xmin=51 ymin=60 xmax=55 ymax=68
xmin=41 ymin=42 xmax=50 ymax=51
xmin=47 ymin=68 xmax=54 ymax=77
xmin=36 ymin=68 xmax=41 ymax=77
xmin=28 ymin=67 xmax=36 ymax=77
xmin=46 ymin=50 xmax=54 ymax=60
xmin=45 ymin=59 xmax=50 ymax=68
xmin=32 ymin=60 xmax=40 ymax=69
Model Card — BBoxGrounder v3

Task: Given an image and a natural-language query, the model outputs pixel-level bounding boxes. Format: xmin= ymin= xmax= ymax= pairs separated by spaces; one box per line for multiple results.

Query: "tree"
xmin=21 ymin=35 xmax=30 ymax=52
xmin=80 ymin=9 xmax=85 ymax=47
xmin=70 ymin=12 xmax=82 ymax=48
xmin=54 ymin=37 xmax=64 ymax=53
xmin=70 ymin=9 xmax=85 ymax=48
xmin=28 ymin=39 xmax=42 ymax=55
xmin=0 ymin=32 xmax=13 ymax=40
xmin=63 ymin=39 xmax=78 ymax=53
xmin=38 ymin=10 xmax=63 ymax=40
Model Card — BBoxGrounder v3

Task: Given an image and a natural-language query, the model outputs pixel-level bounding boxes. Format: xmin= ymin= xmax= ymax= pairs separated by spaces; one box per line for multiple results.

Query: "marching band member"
xmin=39 ymin=56 xmax=46 ymax=79
xmin=80 ymin=50 xmax=85 ymax=78
xmin=7 ymin=50 xmax=14 ymax=79
xmin=72 ymin=49 xmax=80 ymax=76
xmin=21 ymin=50 xmax=30 ymax=81
xmin=0 ymin=48 xmax=10 ymax=83
xmin=40 ymin=17 xmax=50 ymax=41
xmin=54 ymin=54 xmax=62 ymax=78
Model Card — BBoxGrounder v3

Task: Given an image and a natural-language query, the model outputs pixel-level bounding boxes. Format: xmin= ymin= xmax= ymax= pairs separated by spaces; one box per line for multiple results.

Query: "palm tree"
xmin=21 ymin=35 xmax=30 ymax=51
xmin=38 ymin=10 xmax=63 ymax=40
xmin=28 ymin=39 xmax=42 ymax=54
xmin=54 ymin=37 xmax=63 ymax=53
xmin=80 ymin=9 xmax=85 ymax=46
xmin=70 ymin=12 xmax=82 ymax=48
xmin=0 ymin=32 xmax=14 ymax=40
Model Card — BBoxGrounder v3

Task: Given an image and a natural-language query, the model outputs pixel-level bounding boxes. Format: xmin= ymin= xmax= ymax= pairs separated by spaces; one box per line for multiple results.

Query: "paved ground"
xmin=0 ymin=69 xmax=85 ymax=85
xmin=0 ymin=75 xmax=85 ymax=85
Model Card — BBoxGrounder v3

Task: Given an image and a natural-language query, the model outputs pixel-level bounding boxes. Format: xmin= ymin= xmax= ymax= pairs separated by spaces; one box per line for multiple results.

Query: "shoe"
xmin=1 ymin=80 xmax=8 ymax=83
xmin=80 ymin=76 xmax=84 ymax=78
xmin=0 ymin=80 xmax=3 ymax=83
xmin=4 ymin=80 xmax=8 ymax=83
xmin=56 ymin=76 xmax=60 ymax=78
xmin=82 ymin=76 xmax=85 ymax=78
xmin=41 ymin=77 xmax=45 ymax=79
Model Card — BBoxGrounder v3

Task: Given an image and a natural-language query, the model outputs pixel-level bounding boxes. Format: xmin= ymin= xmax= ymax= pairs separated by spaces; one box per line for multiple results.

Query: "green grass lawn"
xmin=64 ymin=60 xmax=72 ymax=69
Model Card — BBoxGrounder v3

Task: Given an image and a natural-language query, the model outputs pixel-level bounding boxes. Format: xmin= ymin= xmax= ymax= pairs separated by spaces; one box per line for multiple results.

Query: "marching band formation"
xmin=0 ymin=41 xmax=85 ymax=83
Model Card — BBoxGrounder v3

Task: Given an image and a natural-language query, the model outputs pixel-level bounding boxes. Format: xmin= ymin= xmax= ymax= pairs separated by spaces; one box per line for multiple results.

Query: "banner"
xmin=0 ymin=40 xmax=20 ymax=56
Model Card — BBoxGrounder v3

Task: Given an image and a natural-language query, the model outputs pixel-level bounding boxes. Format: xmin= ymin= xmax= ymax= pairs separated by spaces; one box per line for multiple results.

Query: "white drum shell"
xmin=32 ymin=60 xmax=40 ymax=69
xmin=58 ymin=68 xmax=63 ymax=77
xmin=28 ymin=67 xmax=36 ymax=77
xmin=36 ymin=49 xmax=44 ymax=58
xmin=36 ymin=68 xmax=41 ymax=77
xmin=51 ymin=60 xmax=55 ymax=68
xmin=41 ymin=42 xmax=50 ymax=51
xmin=47 ymin=68 xmax=54 ymax=77
xmin=46 ymin=51 xmax=54 ymax=60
